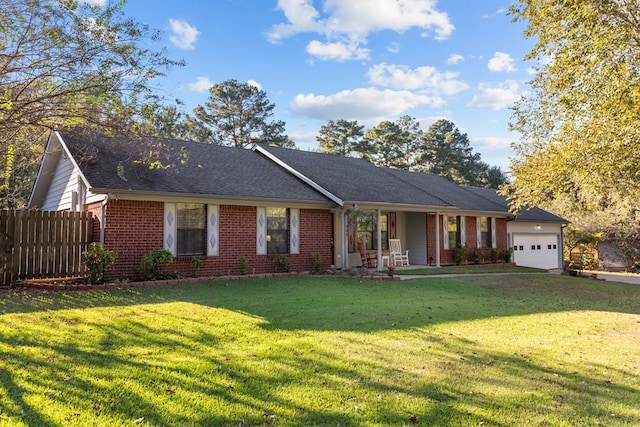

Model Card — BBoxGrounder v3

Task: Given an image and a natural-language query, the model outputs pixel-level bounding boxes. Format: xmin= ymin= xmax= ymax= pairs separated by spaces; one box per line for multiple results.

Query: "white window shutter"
xmin=443 ymin=215 xmax=449 ymax=250
xmin=476 ymin=217 xmax=482 ymax=248
xmin=460 ymin=216 xmax=466 ymax=246
xmin=491 ymin=217 xmax=497 ymax=248
xmin=289 ymin=208 xmax=300 ymax=254
xmin=164 ymin=203 xmax=177 ymax=256
xmin=207 ymin=204 xmax=219 ymax=256
xmin=256 ymin=207 xmax=267 ymax=255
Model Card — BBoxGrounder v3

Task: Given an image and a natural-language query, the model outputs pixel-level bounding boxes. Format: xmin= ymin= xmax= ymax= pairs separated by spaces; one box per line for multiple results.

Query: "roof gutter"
xmin=252 ymin=144 xmax=344 ymax=207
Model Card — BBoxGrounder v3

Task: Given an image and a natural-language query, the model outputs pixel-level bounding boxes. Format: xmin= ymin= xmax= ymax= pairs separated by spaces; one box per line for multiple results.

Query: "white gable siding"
xmin=42 ymin=155 xmax=76 ymax=211
xmin=40 ymin=153 xmax=102 ymax=211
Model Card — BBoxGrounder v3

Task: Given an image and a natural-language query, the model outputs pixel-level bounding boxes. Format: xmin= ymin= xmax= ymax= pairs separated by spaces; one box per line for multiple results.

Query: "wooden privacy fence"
xmin=0 ymin=210 xmax=94 ymax=287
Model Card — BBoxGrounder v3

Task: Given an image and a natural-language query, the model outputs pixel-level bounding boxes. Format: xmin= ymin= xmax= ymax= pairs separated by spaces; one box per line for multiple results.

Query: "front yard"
xmin=0 ymin=274 xmax=638 ymax=426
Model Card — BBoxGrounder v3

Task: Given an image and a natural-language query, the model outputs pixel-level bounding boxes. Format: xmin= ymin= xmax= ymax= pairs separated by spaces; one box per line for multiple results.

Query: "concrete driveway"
xmin=585 ymin=271 xmax=640 ymax=285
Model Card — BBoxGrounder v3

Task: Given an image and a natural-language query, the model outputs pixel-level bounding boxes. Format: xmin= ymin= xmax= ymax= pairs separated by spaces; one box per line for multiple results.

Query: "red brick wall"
xmin=103 ymin=200 xmax=164 ymax=279
xmin=427 ymin=214 xmax=509 ymax=265
xmin=495 ymin=217 xmax=508 ymax=249
xmin=101 ymin=200 xmax=334 ymax=280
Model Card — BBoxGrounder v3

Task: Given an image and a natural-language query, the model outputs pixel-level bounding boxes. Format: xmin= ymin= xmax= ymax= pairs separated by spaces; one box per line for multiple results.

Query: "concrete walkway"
xmin=394 ymin=268 xmax=640 ymax=284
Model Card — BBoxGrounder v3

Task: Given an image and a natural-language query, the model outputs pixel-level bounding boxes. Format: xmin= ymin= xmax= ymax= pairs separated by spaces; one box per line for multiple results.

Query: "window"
xmin=177 ymin=203 xmax=206 ymax=256
xmin=353 ymin=211 xmax=387 ymax=251
xmin=267 ymin=207 xmax=288 ymax=254
xmin=479 ymin=217 xmax=492 ymax=248
xmin=448 ymin=216 xmax=461 ymax=248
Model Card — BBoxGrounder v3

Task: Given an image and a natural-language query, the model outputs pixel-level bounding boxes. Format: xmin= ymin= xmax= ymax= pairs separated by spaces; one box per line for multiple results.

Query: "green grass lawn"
xmin=0 ymin=274 xmax=639 ymax=426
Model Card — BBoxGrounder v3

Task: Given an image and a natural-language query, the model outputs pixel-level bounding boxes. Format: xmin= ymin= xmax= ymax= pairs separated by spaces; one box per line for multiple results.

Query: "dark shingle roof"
xmin=59 ymin=132 xmax=566 ymax=220
xmin=383 ymin=169 xmax=506 ymax=213
xmin=463 ymin=186 xmax=567 ymax=223
xmin=257 ymin=145 xmax=454 ymax=208
xmin=61 ymin=133 xmax=335 ymax=204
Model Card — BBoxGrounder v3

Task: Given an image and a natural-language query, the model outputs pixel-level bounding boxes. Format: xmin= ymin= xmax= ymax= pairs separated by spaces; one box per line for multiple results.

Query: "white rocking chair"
xmin=389 ymin=239 xmax=409 ymax=266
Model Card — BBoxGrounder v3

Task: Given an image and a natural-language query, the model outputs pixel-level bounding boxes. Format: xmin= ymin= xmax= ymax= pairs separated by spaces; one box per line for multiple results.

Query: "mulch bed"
xmin=7 ymin=269 xmax=397 ymax=293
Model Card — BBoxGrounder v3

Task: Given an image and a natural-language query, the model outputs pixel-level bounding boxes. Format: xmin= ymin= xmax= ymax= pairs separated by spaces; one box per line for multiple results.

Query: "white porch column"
xmin=435 ymin=211 xmax=441 ymax=267
xmin=342 ymin=209 xmax=348 ymax=269
xmin=376 ymin=209 xmax=382 ymax=270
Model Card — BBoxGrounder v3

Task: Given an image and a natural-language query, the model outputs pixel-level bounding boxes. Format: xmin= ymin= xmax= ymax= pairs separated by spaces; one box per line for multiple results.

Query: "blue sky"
xmin=116 ymin=0 xmax=535 ymax=171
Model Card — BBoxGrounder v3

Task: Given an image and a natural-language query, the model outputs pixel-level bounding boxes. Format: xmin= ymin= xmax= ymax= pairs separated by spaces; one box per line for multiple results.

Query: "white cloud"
xmin=290 ymin=87 xmax=443 ymax=121
xmin=306 ymin=40 xmax=370 ymax=61
xmin=287 ymin=129 xmax=319 ymax=150
xmin=169 ymin=18 xmax=200 ymax=50
xmin=80 ymin=0 xmax=106 ymax=6
xmin=187 ymin=76 xmax=213 ymax=92
xmin=488 ymin=52 xmax=516 ymax=72
xmin=473 ymin=136 xmax=513 ymax=149
xmin=482 ymin=7 xmax=508 ymax=19
xmin=247 ymin=79 xmax=263 ymax=90
xmin=447 ymin=53 xmax=464 ymax=65
xmin=268 ymin=0 xmax=454 ymax=60
xmin=267 ymin=0 xmax=324 ymax=43
xmin=387 ymin=42 xmax=400 ymax=54
xmin=467 ymin=80 xmax=523 ymax=110
xmin=321 ymin=0 xmax=454 ymax=39
xmin=367 ymin=63 xmax=468 ymax=95
xmin=473 ymin=136 xmax=514 ymax=170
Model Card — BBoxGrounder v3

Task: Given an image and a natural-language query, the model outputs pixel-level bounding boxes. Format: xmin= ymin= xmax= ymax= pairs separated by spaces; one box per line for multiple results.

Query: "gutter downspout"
xmin=100 ymin=193 xmax=112 ymax=244
xmin=376 ymin=209 xmax=382 ymax=270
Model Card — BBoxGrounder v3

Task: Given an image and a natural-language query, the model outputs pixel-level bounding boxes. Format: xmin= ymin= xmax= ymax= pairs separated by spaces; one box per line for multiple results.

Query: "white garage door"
xmin=512 ymin=234 xmax=560 ymax=270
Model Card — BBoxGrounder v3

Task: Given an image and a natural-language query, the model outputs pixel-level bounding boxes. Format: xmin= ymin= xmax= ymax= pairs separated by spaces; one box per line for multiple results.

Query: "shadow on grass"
xmin=1 ymin=274 xmax=639 ymax=425
xmin=1 ymin=274 xmax=639 ymax=331
xmin=1 ymin=309 xmax=638 ymax=425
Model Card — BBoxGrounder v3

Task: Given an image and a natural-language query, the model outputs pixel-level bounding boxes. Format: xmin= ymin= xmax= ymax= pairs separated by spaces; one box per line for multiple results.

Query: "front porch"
xmin=333 ymin=208 xmax=507 ymax=271
xmin=334 ymin=209 xmax=444 ymax=270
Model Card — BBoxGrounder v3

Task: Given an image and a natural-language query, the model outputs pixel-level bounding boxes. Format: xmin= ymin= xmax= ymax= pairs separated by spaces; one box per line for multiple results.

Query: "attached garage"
xmin=507 ymin=212 xmax=567 ymax=270
xmin=512 ymin=233 xmax=562 ymax=269
xmin=461 ymin=187 xmax=568 ymax=271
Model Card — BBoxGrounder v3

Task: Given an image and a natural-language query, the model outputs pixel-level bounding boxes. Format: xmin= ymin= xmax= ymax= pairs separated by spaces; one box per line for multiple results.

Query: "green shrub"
xmin=454 ymin=244 xmax=466 ymax=265
xmin=82 ymin=243 xmax=115 ymax=284
xmin=158 ymin=271 xmax=185 ymax=280
xmin=190 ymin=257 xmax=202 ymax=277
xmin=502 ymin=248 xmax=513 ymax=263
xmin=273 ymin=254 xmax=290 ymax=272
xmin=239 ymin=256 xmax=248 ymax=275
xmin=490 ymin=248 xmax=500 ymax=263
xmin=311 ymin=252 xmax=322 ymax=272
xmin=141 ymin=249 xmax=173 ymax=280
